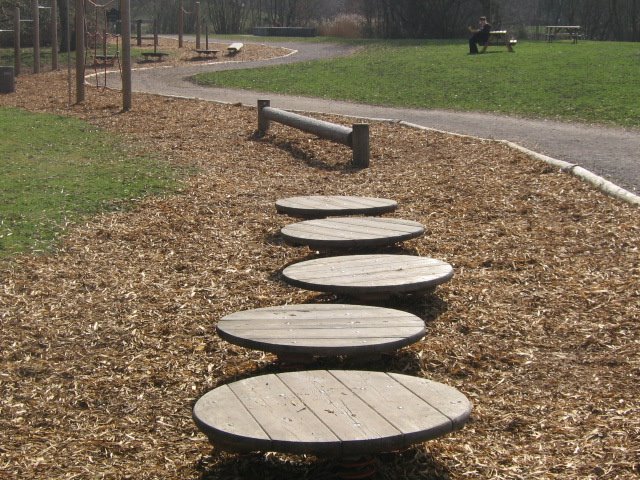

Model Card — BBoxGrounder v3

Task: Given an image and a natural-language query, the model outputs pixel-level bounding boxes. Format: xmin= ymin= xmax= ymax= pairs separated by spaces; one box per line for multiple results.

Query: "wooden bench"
xmin=216 ymin=304 xmax=426 ymax=364
xmin=480 ymin=30 xmax=516 ymax=53
xmin=194 ymin=49 xmax=219 ymax=58
xmin=141 ymin=51 xmax=168 ymax=62
xmin=282 ymin=254 xmax=454 ymax=300
xmin=193 ymin=370 xmax=472 ymax=456
xmin=281 ymin=216 xmax=424 ymax=251
xmin=545 ymin=25 xmax=581 ymax=43
xmin=227 ymin=42 xmax=243 ymax=55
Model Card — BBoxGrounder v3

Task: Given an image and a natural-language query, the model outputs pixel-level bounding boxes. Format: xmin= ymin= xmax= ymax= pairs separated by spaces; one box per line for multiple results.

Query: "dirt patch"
xmin=0 ymin=45 xmax=639 ymax=480
xmin=134 ymin=37 xmax=292 ymax=65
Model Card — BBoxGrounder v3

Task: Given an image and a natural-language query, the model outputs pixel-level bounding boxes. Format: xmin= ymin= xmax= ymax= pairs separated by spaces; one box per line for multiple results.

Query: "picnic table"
xmin=141 ymin=51 xmax=169 ymax=62
xmin=216 ymin=304 xmax=426 ymax=363
xmin=282 ymin=254 xmax=453 ymax=300
xmin=545 ymin=25 xmax=581 ymax=43
xmin=195 ymin=49 xmax=219 ymax=58
xmin=276 ymin=195 xmax=397 ymax=218
xmin=281 ymin=216 xmax=424 ymax=250
xmin=193 ymin=370 xmax=472 ymax=456
xmin=481 ymin=30 xmax=516 ymax=53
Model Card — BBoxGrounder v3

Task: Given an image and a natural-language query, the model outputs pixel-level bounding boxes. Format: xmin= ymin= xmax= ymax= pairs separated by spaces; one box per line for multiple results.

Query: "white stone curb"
xmin=398 ymin=121 xmax=639 ymax=207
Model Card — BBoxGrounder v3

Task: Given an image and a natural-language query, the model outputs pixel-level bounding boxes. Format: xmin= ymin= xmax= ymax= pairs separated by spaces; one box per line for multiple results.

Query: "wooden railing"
xmin=257 ymin=100 xmax=370 ymax=168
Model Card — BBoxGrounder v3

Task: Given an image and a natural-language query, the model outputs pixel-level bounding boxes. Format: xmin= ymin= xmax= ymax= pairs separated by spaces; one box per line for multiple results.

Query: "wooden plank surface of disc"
xmin=282 ymin=254 xmax=453 ymax=297
xmin=217 ymin=304 xmax=426 ymax=357
xmin=281 ymin=217 xmax=424 ymax=250
xmin=276 ymin=195 xmax=397 ymax=218
xmin=193 ymin=370 xmax=472 ymax=456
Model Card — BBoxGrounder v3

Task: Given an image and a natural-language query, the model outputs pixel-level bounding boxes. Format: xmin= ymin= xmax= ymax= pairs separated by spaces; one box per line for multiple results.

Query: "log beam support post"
xmin=257 ymin=99 xmax=370 ymax=168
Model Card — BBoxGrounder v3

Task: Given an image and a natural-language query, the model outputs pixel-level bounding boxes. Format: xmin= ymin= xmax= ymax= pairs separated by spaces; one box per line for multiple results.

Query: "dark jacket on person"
xmin=475 ymin=23 xmax=492 ymax=43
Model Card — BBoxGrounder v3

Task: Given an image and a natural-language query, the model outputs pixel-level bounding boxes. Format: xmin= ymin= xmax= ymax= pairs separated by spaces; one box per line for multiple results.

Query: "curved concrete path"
xmin=115 ymin=39 xmax=640 ymax=195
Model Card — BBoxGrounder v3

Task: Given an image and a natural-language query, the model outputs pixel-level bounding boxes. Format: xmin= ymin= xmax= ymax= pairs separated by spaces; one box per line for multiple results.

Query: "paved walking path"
xmin=115 ymin=39 xmax=640 ymax=195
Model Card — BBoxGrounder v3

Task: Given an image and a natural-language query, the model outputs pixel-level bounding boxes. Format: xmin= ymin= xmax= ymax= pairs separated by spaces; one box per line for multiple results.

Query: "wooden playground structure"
xmin=1 ymin=0 xmax=132 ymax=109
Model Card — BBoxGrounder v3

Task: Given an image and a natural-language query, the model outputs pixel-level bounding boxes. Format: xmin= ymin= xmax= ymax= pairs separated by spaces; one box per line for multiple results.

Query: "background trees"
xmin=137 ymin=0 xmax=640 ymax=40
xmin=1 ymin=0 xmax=639 ymax=44
xmin=348 ymin=0 xmax=640 ymax=40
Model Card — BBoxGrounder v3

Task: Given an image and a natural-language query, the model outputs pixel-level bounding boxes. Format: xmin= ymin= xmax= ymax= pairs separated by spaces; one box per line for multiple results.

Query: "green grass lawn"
xmin=0 ymin=108 xmax=182 ymax=257
xmin=0 ymin=48 xmax=59 ymax=71
xmin=195 ymin=39 xmax=640 ymax=128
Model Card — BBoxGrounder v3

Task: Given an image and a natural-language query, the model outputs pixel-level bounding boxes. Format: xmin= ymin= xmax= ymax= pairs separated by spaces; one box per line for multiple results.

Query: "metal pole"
xmin=33 ymin=0 xmax=40 ymax=73
xmin=178 ymin=0 xmax=183 ymax=48
xmin=153 ymin=19 xmax=157 ymax=53
xmin=195 ymin=1 xmax=200 ymax=49
xmin=75 ymin=0 xmax=84 ymax=103
xmin=120 ymin=0 xmax=132 ymax=111
xmin=14 ymin=7 xmax=21 ymax=76
xmin=66 ymin=0 xmax=71 ymax=106
xmin=51 ymin=0 xmax=58 ymax=70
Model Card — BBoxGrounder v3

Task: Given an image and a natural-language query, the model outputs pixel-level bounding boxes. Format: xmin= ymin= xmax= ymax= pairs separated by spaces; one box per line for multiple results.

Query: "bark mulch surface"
xmin=128 ymin=37 xmax=291 ymax=65
xmin=1 ymin=44 xmax=639 ymax=479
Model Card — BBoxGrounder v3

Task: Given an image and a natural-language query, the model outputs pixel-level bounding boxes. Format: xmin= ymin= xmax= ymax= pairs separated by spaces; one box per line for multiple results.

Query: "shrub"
xmin=317 ymin=14 xmax=365 ymax=39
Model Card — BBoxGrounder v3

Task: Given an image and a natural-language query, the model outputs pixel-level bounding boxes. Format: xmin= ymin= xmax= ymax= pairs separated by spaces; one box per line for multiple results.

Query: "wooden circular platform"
xmin=193 ymin=370 xmax=471 ymax=456
xmin=281 ymin=217 xmax=424 ymax=250
xmin=276 ymin=196 xmax=397 ymax=218
xmin=217 ymin=304 xmax=426 ymax=359
xmin=282 ymin=254 xmax=453 ymax=298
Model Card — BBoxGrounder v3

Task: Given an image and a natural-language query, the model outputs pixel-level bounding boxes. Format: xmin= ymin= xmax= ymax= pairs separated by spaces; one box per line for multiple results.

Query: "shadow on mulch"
xmin=188 ymin=56 xmax=220 ymax=62
xmin=272 ymin=244 xmax=422 ymax=270
xmin=136 ymin=59 xmax=170 ymax=65
xmin=265 ymin=235 xmax=422 ymax=256
xmin=251 ymin=134 xmax=356 ymax=173
xmin=198 ymin=339 xmax=431 ymax=394
xmin=196 ymin=447 xmax=452 ymax=479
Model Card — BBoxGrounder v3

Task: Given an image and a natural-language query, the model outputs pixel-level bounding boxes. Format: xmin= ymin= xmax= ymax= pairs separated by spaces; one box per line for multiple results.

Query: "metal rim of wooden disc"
xmin=216 ymin=303 xmax=427 ymax=358
xmin=281 ymin=254 xmax=454 ymax=298
xmin=275 ymin=195 xmax=398 ymax=218
xmin=280 ymin=216 xmax=425 ymax=250
xmin=192 ymin=370 xmax=472 ymax=456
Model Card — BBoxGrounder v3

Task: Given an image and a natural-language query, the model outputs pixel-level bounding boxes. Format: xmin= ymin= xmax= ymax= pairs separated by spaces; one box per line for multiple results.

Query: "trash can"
xmin=0 ymin=66 xmax=15 ymax=94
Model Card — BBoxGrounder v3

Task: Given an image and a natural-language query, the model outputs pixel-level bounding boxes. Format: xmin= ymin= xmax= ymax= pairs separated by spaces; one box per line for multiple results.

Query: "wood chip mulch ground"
xmin=1 ymin=41 xmax=639 ymax=480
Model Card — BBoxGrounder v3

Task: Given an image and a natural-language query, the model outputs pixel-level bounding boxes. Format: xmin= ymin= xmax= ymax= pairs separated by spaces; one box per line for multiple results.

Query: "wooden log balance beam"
xmin=257 ymin=99 xmax=370 ymax=168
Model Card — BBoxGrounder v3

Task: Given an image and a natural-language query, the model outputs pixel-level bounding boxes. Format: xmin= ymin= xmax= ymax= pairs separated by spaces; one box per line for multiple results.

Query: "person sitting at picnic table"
xmin=468 ymin=16 xmax=491 ymax=54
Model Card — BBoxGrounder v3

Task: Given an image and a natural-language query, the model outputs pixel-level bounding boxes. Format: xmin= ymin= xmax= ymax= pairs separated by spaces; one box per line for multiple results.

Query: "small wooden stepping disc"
xmin=217 ymin=304 xmax=426 ymax=357
xmin=276 ymin=195 xmax=397 ymax=218
xmin=281 ymin=217 xmax=424 ymax=250
xmin=282 ymin=254 xmax=453 ymax=298
xmin=193 ymin=370 xmax=472 ymax=456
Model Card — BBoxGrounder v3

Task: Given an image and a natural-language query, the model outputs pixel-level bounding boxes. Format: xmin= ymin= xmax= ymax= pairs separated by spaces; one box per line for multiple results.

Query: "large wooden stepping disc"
xmin=282 ymin=254 xmax=453 ymax=298
xmin=276 ymin=195 xmax=397 ymax=218
xmin=281 ymin=217 xmax=424 ymax=250
xmin=217 ymin=304 xmax=426 ymax=358
xmin=193 ymin=370 xmax=472 ymax=456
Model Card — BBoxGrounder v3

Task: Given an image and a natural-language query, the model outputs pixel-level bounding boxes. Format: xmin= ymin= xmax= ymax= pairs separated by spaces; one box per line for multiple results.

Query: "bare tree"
xmin=4 ymin=0 xmax=638 ymax=40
